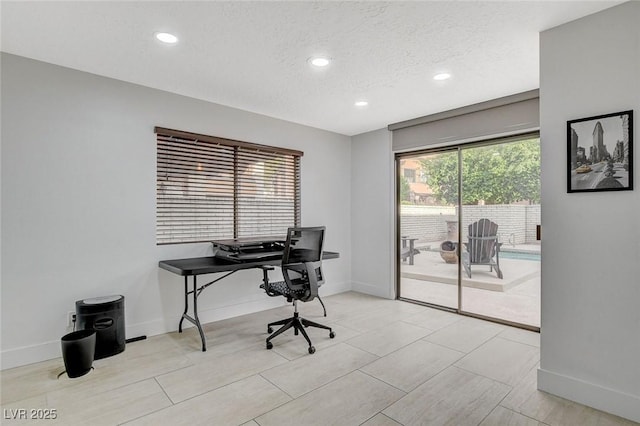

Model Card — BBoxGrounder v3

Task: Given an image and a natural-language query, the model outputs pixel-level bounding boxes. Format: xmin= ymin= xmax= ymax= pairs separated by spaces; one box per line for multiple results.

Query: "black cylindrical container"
xmin=61 ymin=329 xmax=96 ymax=378
xmin=76 ymin=295 xmax=125 ymax=359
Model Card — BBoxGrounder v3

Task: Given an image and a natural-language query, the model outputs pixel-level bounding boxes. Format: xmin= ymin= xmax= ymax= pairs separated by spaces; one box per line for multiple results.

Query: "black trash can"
xmin=61 ymin=329 xmax=96 ymax=378
xmin=76 ymin=295 xmax=125 ymax=360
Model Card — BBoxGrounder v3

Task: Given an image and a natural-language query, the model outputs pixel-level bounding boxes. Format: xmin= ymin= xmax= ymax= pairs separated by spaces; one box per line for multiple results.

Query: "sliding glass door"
xmin=397 ymin=135 xmax=541 ymax=329
xmin=397 ymin=149 xmax=460 ymax=310
xmin=458 ymin=138 xmax=540 ymax=327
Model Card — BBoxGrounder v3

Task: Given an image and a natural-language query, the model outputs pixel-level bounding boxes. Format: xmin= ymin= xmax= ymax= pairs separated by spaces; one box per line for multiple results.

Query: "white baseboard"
xmin=1 ymin=317 xmax=171 ymax=369
xmin=1 ymin=287 xmax=352 ymax=370
xmin=351 ymin=280 xmax=394 ymax=299
xmin=320 ymin=280 xmax=352 ymax=296
xmin=180 ymin=297 xmax=287 ymax=331
xmin=124 ymin=318 xmax=171 ymax=341
xmin=1 ymin=340 xmax=63 ymax=371
xmin=538 ymin=367 xmax=640 ymax=423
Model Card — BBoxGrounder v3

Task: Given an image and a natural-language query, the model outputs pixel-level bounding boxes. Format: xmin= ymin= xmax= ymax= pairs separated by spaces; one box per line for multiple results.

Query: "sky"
xmin=570 ymin=113 xmax=627 ymax=151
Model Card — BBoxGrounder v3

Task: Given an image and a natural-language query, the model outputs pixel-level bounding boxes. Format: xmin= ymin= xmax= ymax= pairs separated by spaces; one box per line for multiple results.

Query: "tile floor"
xmin=400 ymin=249 xmax=541 ymax=327
xmin=1 ymin=292 xmax=636 ymax=426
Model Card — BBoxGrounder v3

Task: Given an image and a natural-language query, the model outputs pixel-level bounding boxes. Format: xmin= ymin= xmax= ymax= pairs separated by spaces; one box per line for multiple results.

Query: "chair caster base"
xmin=267 ymin=327 xmax=273 ymax=334
xmin=266 ymin=341 xmax=273 ymax=350
xmin=308 ymin=346 xmax=315 ymax=354
xmin=329 ymin=331 xmax=336 ymax=339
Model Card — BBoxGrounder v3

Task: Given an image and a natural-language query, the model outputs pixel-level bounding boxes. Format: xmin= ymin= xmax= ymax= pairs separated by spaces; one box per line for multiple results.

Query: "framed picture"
xmin=567 ymin=110 xmax=633 ymax=193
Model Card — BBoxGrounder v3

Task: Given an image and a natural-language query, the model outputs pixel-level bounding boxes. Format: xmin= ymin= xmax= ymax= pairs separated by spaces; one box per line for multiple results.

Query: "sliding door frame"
xmin=395 ymin=145 xmax=461 ymax=313
xmin=395 ymin=132 xmax=541 ymax=332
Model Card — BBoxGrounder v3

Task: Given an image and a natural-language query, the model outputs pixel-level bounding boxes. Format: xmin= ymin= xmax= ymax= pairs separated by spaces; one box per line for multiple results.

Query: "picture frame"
xmin=567 ymin=110 xmax=633 ymax=193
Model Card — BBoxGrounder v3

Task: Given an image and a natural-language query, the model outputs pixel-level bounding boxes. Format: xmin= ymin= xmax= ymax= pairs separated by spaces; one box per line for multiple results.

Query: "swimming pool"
xmin=500 ymin=251 xmax=541 ymax=261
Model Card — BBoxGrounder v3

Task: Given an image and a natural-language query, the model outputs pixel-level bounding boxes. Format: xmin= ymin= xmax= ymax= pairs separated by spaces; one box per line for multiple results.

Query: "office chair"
xmin=260 ymin=226 xmax=335 ymax=354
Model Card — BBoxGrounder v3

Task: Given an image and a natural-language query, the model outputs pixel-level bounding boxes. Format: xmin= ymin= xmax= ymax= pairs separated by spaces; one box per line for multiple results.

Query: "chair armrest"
xmin=260 ymin=266 xmax=276 ymax=295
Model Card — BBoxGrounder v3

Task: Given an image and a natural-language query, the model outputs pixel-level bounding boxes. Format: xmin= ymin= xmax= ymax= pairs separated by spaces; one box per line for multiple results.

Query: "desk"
xmin=159 ymin=251 xmax=339 ymax=351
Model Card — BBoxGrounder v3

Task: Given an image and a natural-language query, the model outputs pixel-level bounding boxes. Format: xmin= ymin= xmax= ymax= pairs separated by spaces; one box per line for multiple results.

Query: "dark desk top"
xmin=159 ymin=251 xmax=340 ymax=276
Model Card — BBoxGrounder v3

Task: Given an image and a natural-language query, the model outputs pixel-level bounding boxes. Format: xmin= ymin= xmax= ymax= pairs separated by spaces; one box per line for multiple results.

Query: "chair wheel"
xmin=267 ymin=327 xmax=273 ymax=334
xmin=329 ymin=331 xmax=336 ymax=339
xmin=266 ymin=341 xmax=273 ymax=350
xmin=308 ymin=346 xmax=316 ymax=354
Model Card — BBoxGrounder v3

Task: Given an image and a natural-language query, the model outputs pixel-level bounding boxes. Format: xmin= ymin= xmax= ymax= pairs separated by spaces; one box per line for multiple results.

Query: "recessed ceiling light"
xmin=155 ymin=32 xmax=178 ymax=44
xmin=309 ymin=56 xmax=330 ymax=67
xmin=355 ymin=100 xmax=369 ymax=107
xmin=433 ymin=72 xmax=451 ymax=81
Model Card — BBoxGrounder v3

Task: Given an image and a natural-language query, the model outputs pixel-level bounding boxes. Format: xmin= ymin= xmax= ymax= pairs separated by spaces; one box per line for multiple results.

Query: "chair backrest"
xmin=281 ymin=227 xmax=325 ymax=300
xmin=467 ymin=219 xmax=499 ymax=263
xmin=282 ymin=226 xmax=325 ymax=265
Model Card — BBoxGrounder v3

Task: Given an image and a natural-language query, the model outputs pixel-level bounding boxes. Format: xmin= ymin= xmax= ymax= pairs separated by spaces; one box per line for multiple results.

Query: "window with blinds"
xmin=156 ymin=127 xmax=302 ymax=244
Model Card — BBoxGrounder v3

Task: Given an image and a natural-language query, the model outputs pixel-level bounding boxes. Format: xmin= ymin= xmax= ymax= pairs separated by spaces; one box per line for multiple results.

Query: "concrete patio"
xmin=400 ymin=245 xmax=540 ymax=327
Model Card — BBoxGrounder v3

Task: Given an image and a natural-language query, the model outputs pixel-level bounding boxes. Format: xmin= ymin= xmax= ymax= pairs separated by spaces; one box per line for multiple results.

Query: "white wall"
xmin=351 ymin=129 xmax=394 ymax=298
xmin=538 ymin=2 xmax=640 ymax=422
xmin=0 ymin=54 xmax=351 ymax=369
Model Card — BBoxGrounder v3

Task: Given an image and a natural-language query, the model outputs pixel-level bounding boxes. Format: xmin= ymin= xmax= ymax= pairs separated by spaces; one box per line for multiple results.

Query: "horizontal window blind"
xmin=156 ymin=127 xmax=302 ymax=244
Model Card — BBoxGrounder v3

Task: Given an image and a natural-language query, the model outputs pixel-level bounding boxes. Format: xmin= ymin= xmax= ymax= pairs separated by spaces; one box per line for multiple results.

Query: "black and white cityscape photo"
xmin=568 ymin=110 xmax=633 ymax=192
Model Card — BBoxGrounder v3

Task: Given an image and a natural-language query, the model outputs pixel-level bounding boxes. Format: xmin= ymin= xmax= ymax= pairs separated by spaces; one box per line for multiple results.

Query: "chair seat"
xmin=261 ymin=280 xmax=307 ymax=298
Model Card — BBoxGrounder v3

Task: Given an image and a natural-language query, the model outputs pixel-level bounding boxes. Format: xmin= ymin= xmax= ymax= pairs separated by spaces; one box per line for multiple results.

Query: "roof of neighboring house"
xmin=402 ymin=158 xmax=422 ymax=170
xmin=409 ymin=182 xmax=432 ymax=195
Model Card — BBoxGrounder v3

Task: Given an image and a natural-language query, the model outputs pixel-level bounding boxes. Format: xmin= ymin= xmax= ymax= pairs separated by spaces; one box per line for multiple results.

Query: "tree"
xmin=419 ymin=138 xmax=540 ymax=205
xmin=399 ymin=175 xmax=411 ymax=203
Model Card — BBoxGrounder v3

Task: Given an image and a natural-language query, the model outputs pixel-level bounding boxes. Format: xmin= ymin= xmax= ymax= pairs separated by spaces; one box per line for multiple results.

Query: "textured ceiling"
xmin=0 ymin=1 xmax=621 ymax=136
